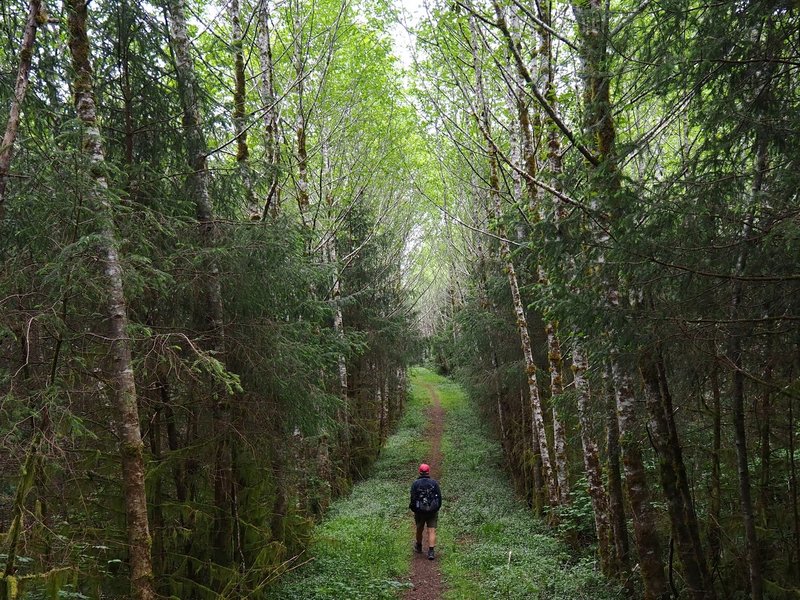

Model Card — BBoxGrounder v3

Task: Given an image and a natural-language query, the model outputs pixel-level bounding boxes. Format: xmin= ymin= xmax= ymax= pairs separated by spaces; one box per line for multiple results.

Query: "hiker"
xmin=409 ymin=463 xmax=442 ymax=560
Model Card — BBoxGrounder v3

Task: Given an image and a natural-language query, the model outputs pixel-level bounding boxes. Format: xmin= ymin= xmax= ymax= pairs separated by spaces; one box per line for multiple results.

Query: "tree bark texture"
xmin=258 ymin=0 xmax=281 ymax=218
xmin=229 ymin=0 xmax=256 ymax=216
xmin=65 ymin=1 xmax=155 ymax=596
xmin=292 ymin=0 xmax=309 ymax=224
xmin=0 ymin=0 xmax=43 ymax=214
xmin=612 ymin=360 xmax=668 ymax=599
xmin=656 ymin=356 xmax=712 ymax=593
xmin=533 ymin=0 xmax=571 ymax=506
xmin=603 ymin=363 xmax=629 ymax=577
xmin=546 ymin=320 xmax=570 ymax=505
xmin=571 ymin=343 xmax=612 ymax=574
xmin=640 ymin=351 xmax=713 ymax=599
xmin=571 ymin=0 xmax=667 ymax=594
xmin=503 ymin=7 xmax=570 ymax=507
xmin=468 ymin=14 xmax=558 ymax=507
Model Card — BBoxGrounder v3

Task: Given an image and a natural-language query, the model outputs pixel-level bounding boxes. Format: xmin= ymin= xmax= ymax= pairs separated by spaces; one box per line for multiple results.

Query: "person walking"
xmin=409 ymin=463 xmax=442 ymax=560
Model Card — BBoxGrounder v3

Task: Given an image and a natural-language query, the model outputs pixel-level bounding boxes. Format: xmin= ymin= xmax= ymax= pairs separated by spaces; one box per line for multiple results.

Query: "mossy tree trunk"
xmin=640 ymin=349 xmax=714 ymax=598
xmin=65 ymin=0 xmax=155 ymax=596
xmin=570 ymin=1 xmax=668 ymax=595
xmin=292 ymin=0 xmax=309 ymax=225
xmin=467 ymin=12 xmax=558 ymax=508
xmin=571 ymin=344 xmax=612 ymax=574
xmin=0 ymin=0 xmax=43 ymax=214
xmin=603 ymin=363 xmax=629 ymax=578
xmin=229 ymin=0 xmax=256 ymax=216
xmin=257 ymin=0 xmax=281 ymax=219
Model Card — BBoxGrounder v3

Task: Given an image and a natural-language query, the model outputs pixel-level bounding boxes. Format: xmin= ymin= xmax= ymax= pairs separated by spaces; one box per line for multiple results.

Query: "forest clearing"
xmin=1 ymin=0 xmax=798 ymax=598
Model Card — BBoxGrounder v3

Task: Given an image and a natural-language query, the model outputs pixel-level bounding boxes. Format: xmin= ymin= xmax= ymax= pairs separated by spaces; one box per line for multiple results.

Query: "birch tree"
xmin=466 ymin=12 xmax=559 ymax=508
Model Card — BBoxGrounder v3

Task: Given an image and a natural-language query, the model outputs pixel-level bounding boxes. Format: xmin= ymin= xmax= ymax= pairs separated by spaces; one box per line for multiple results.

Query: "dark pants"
xmin=414 ymin=511 xmax=438 ymax=528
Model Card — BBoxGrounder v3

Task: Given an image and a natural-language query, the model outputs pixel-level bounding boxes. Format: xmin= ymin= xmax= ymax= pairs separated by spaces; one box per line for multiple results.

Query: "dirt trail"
xmin=404 ymin=383 xmax=445 ymax=600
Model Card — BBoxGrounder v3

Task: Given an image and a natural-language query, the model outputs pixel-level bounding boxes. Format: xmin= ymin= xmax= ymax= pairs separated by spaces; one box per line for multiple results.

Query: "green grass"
xmin=429 ymin=370 xmax=621 ymax=600
xmin=266 ymin=367 xmax=432 ymax=599
xmin=267 ymin=368 xmax=620 ymax=599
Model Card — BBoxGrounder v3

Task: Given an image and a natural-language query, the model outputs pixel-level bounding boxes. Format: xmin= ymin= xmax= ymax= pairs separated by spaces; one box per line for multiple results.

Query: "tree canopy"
xmin=1 ymin=0 xmax=798 ymax=598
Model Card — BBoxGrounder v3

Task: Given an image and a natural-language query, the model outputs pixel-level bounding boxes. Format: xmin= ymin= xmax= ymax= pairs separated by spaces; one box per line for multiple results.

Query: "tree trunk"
xmin=3 ymin=438 xmax=40 ymax=581
xmin=789 ymin=381 xmax=800 ymax=573
xmin=165 ymin=0 xmax=233 ymax=569
xmin=467 ymin=13 xmax=558 ymax=507
xmin=709 ymin=364 xmax=722 ymax=570
xmin=572 ymin=343 xmax=612 ymax=574
xmin=570 ymin=0 xmax=667 ymax=593
xmin=292 ymin=0 xmax=309 ymax=224
xmin=229 ymin=0 xmax=256 ymax=216
xmin=0 ymin=0 xmax=43 ymax=214
xmin=535 ymin=0 xmax=570 ymax=506
xmin=612 ymin=360 xmax=668 ymax=599
xmin=474 ymin=218 xmax=512 ymax=483
xmin=546 ymin=320 xmax=570 ymax=505
xmin=257 ymin=0 xmax=281 ymax=218
xmin=726 ymin=138 xmax=768 ymax=600
xmin=65 ymin=1 xmax=155 ymax=596
xmin=497 ymin=392 xmax=507 ymax=449
xmin=757 ymin=367 xmax=772 ymax=528
xmin=378 ymin=375 xmax=386 ymax=445
xmin=148 ymin=410 xmax=166 ymax=591
xmin=603 ymin=363 xmax=629 ymax=577
xmin=323 ymin=140 xmax=350 ymax=467
xmin=640 ymin=350 xmax=713 ymax=598
xmin=497 ymin=0 xmax=571 ymax=510
xmin=658 ymin=357 xmax=712 ymax=594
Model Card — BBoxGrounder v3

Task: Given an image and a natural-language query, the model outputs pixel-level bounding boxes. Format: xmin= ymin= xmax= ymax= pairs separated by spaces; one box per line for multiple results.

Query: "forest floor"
xmin=268 ymin=368 xmax=618 ymax=599
xmin=404 ymin=382 xmax=444 ymax=600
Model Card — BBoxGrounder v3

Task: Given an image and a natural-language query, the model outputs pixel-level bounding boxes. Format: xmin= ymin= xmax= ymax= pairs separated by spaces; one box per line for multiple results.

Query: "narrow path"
xmin=404 ymin=383 xmax=445 ymax=600
xmin=267 ymin=368 xmax=618 ymax=599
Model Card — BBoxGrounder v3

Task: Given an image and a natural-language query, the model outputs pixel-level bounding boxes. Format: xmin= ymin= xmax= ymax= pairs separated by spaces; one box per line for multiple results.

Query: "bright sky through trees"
xmin=0 ymin=0 xmax=798 ymax=598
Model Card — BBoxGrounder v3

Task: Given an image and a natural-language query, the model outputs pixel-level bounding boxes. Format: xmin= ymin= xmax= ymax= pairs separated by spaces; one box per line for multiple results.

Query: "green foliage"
xmin=1 ymin=0 xmax=419 ymax=596
xmin=266 ymin=371 xmax=431 ymax=598
xmin=553 ymin=481 xmax=598 ymax=545
xmin=430 ymin=371 xmax=619 ymax=600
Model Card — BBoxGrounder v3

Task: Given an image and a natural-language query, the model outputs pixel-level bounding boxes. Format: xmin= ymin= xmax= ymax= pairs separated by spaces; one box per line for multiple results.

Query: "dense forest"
xmin=0 ymin=0 xmax=798 ymax=598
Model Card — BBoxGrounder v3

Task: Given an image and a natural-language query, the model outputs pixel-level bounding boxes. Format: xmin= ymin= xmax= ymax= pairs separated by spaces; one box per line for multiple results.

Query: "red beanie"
xmin=419 ymin=463 xmax=430 ymax=474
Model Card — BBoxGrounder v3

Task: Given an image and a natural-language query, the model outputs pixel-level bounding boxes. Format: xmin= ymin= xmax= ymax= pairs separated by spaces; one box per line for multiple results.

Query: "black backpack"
xmin=414 ymin=478 xmax=440 ymax=513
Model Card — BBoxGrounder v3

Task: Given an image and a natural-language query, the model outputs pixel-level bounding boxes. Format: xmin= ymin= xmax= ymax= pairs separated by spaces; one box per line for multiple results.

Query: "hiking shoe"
xmin=427 ymin=548 xmax=435 ymax=561
xmin=414 ymin=542 xmax=422 ymax=553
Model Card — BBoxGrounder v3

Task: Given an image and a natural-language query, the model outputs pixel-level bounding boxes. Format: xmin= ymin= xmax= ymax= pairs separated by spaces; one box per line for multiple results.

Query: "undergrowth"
xmin=434 ymin=371 xmax=620 ymax=600
xmin=266 ymin=367 xmax=432 ymax=598
xmin=268 ymin=368 xmax=620 ymax=599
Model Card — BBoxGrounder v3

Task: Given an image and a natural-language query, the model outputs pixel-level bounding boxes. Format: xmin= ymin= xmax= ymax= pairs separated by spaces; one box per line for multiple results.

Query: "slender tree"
xmin=164 ymin=0 xmax=234 ymax=567
xmin=0 ymin=0 xmax=44 ymax=213
xmin=467 ymin=11 xmax=559 ymax=508
xmin=65 ymin=0 xmax=155 ymax=595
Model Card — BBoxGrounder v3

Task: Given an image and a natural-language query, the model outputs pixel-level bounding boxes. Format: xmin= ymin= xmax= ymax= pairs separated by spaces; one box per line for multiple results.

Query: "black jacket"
xmin=409 ymin=474 xmax=442 ymax=513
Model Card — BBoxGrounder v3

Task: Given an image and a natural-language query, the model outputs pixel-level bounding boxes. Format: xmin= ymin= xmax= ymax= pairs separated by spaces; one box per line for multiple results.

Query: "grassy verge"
xmin=266 ymin=367 xmax=432 ymax=599
xmin=432 ymin=370 xmax=620 ymax=600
